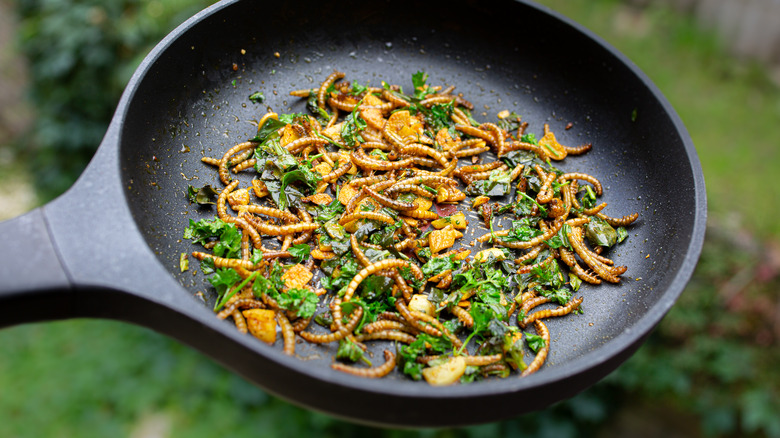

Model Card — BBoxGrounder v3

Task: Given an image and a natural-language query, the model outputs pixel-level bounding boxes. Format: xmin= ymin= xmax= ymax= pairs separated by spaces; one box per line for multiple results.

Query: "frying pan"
xmin=0 ymin=0 xmax=706 ymax=428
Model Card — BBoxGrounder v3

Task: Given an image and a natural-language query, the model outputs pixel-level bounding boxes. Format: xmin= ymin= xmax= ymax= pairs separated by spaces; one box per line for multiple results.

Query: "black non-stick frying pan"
xmin=0 ymin=0 xmax=706 ymax=428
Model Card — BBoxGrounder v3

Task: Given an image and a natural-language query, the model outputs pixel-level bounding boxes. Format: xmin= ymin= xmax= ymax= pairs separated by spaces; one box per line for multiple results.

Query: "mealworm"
xmin=399 ymin=143 xmax=450 ymax=167
xmin=351 ymin=147 xmax=414 ymax=171
xmin=564 ymin=143 xmax=592 ymax=155
xmin=489 ymin=217 xmax=564 ymax=249
xmin=568 ymin=226 xmax=621 ymax=283
xmin=558 ymin=172 xmax=602 ymax=195
xmin=327 ymin=95 xmax=359 ymax=112
xmin=216 ymin=298 xmax=265 ymax=320
xmin=402 ymin=209 xmax=439 ymax=220
xmin=242 ymin=205 xmax=300 ymax=223
xmin=331 ymin=350 xmax=396 ymax=378
xmin=449 ymin=305 xmax=473 ymax=328
xmin=395 ymin=300 xmax=442 ymax=338
xmin=364 ymin=186 xmax=416 ymax=211
xmin=384 ymin=183 xmax=435 ymax=199
xmin=354 ymin=330 xmax=417 ymax=344
xmin=232 ymin=309 xmax=248 ymax=334
xmin=583 ymin=202 xmax=608 ymax=215
xmin=520 ymin=296 xmax=583 ymax=328
xmin=464 ymin=354 xmax=502 ymax=366
xmin=284 ymin=136 xmax=329 ymax=154
xmin=245 ymin=218 xmax=320 ymax=237
xmin=291 ymin=316 xmax=313 ymax=333
xmin=516 ymin=251 xmax=556 ymax=275
xmin=520 ymin=320 xmax=550 ymax=377
xmin=217 ymin=180 xmax=240 ymax=223
xmin=276 ymin=312 xmax=296 ymax=356
xmin=453 ymin=146 xmax=490 ymax=157
xmin=232 ymin=159 xmax=256 ymax=173
xmin=362 ymin=320 xmax=415 ymax=334
xmin=457 ymin=160 xmax=504 ymax=176
xmin=343 ymin=259 xmax=411 ymax=302
xmin=338 ymin=210 xmax=396 ymax=227
xmin=317 ymin=70 xmax=345 ymax=109
xmin=235 ymin=217 xmax=264 ymax=249
xmin=298 ymin=305 xmax=362 ymax=344
xmin=219 ymin=142 xmax=256 ymax=185
xmin=321 ymin=156 xmax=352 ymax=183
xmin=191 ymin=251 xmax=258 ymax=270
xmin=595 ymin=212 xmax=639 ymax=227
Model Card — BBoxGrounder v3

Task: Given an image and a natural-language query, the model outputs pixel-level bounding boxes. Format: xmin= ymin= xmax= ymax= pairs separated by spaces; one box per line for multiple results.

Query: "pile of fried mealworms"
xmin=185 ymin=70 xmax=639 ymax=384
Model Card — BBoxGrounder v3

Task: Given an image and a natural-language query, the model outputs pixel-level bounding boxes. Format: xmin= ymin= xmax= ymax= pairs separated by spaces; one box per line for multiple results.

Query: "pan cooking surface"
xmin=120 ymin=0 xmax=698 ymax=392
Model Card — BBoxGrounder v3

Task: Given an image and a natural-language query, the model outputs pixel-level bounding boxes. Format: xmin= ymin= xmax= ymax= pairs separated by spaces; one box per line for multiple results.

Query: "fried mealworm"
xmin=219 ymin=142 xmax=256 ymax=185
xmin=564 ymin=143 xmax=592 ymax=155
xmin=216 ymin=298 xmax=265 ymax=320
xmin=298 ymin=305 xmax=362 ymax=344
xmin=449 ymin=305 xmax=474 ymax=328
xmin=331 ymin=350 xmax=396 ymax=378
xmin=453 ymin=146 xmax=491 ymax=158
xmin=395 ymin=300 xmax=442 ymax=338
xmin=559 ymin=247 xmax=602 ymax=285
xmin=354 ymin=330 xmax=417 ymax=344
xmin=317 ymin=70 xmax=345 ymax=109
xmin=520 ymin=296 xmax=584 ymax=328
xmin=567 ymin=226 xmax=622 ymax=283
xmin=327 ymin=95 xmax=358 ymax=112
xmin=583 ymin=202 xmax=608 ymax=216
xmin=191 ymin=251 xmax=258 ymax=270
xmin=457 ymin=160 xmax=504 ymax=176
xmin=245 ymin=218 xmax=319 ymax=236
xmin=351 ymin=147 xmax=414 ymax=171
xmin=338 ymin=210 xmax=396 ymax=226
xmin=520 ymin=320 xmax=550 ymax=377
xmin=558 ymin=172 xmax=602 ymax=195
xmin=402 ymin=209 xmax=439 ymax=220
xmin=242 ymin=205 xmax=299 ymax=223
xmin=516 ymin=252 xmax=556 ymax=275
xmin=276 ymin=312 xmax=296 ymax=356
xmin=321 ymin=156 xmax=352 ymax=183
xmin=217 ymin=180 xmax=240 ymax=223
xmin=399 ymin=143 xmax=450 ymax=167
xmin=232 ymin=309 xmax=248 ymax=334
xmin=464 ymin=354 xmax=502 ymax=366
xmin=410 ymin=310 xmax=462 ymax=349
xmin=343 ymin=259 xmax=411 ymax=302
xmin=361 ymin=320 xmax=415 ymax=334
xmin=519 ymin=296 xmax=552 ymax=321
xmin=291 ymin=316 xmax=313 ymax=333
xmin=595 ymin=212 xmax=639 ymax=227
xmin=480 ymin=217 xmax=564 ymax=249
xmin=479 ymin=122 xmax=507 ymax=154
xmin=363 ymin=186 xmax=416 ymax=211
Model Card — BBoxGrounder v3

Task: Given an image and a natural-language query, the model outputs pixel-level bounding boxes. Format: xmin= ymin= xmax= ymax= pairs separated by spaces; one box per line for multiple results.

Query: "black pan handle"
xmin=0 ymin=120 xmax=201 ymax=329
xmin=0 ymin=208 xmax=74 ymax=327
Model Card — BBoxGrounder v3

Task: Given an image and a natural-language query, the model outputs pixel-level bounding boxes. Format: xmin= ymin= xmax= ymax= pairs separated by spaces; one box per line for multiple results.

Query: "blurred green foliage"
xmin=15 ymin=0 xmax=214 ymax=201
xmin=6 ymin=0 xmax=780 ymax=437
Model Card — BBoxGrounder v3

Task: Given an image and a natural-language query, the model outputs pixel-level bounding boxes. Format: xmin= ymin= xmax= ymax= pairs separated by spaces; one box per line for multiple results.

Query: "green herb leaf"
xmin=187 ymin=184 xmax=219 ymax=205
xmin=248 ymin=91 xmax=265 ymax=103
xmin=525 ymin=332 xmax=546 ymax=353
xmin=288 ymin=244 xmax=311 ymax=263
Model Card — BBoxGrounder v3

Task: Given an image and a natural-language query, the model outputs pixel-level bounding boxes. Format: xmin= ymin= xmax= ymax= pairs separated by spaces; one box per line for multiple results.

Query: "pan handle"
xmin=0 ymin=208 xmax=74 ymax=327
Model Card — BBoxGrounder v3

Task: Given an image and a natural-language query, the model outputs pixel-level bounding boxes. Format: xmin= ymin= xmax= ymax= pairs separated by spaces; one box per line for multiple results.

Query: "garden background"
xmin=0 ymin=0 xmax=778 ymax=436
